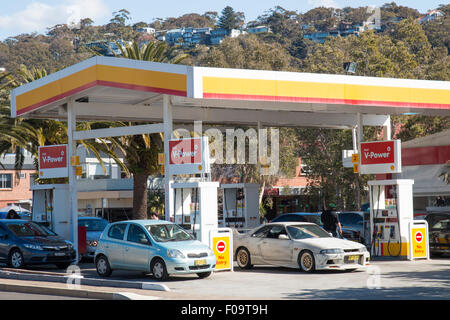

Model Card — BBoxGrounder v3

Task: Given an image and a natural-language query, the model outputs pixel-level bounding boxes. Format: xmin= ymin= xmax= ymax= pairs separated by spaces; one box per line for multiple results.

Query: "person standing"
xmin=321 ymin=204 xmax=342 ymax=238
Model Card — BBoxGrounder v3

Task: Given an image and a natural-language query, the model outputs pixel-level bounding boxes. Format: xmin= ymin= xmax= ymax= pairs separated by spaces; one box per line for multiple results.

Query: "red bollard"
xmin=78 ymin=226 xmax=87 ymax=255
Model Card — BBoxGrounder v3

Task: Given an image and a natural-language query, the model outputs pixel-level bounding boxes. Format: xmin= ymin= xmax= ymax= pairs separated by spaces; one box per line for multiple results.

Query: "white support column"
xmin=383 ymin=115 xmax=391 ymax=140
xmin=352 ymin=126 xmax=358 ymax=152
xmin=357 ymin=112 xmax=363 ymax=149
xmin=163 ymin=95 xmax=174 ymax=221
xmin=67 ymin=100 xmax=78 ymax=263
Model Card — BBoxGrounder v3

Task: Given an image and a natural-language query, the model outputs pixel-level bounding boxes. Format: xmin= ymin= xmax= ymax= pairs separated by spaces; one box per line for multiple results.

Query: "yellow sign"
xmin=353 ymin=163 xmax=359 ymax=173
xmin=411 ymin=227 xmax=427 ymax=258
xmin=70 ymin=156 xmax=80 ymax=166
xmin=212 ymin=236 xmax=231 ymax=270
xmin=74 ymin=166 xmax=83 ymax=176
xmin=158 ymin=153 xmax=165 ymax=165
xmin=160 ymin=165 xmax=165 ymax=175
xmin=352 ymin=153 xmax=359 ymax=163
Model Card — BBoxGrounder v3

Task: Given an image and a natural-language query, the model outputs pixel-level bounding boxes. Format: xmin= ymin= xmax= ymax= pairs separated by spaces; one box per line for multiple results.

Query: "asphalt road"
xmin=9 ymin=255 xmax=450 ymax=300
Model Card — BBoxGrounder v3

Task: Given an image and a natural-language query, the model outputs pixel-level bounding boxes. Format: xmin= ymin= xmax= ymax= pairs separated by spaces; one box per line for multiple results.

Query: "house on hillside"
xmin=418 ymin=10 xmax=444 ymax=24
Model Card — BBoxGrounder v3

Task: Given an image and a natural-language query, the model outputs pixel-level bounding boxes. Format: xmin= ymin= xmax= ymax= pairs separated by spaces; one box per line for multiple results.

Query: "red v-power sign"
xmin=359 ymin=140 xmax=402 ymax=174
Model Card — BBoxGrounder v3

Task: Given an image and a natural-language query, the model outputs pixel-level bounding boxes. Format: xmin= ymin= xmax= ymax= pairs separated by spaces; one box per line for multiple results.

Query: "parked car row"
xmin=2 ymin=211 xmax=446 ymax=279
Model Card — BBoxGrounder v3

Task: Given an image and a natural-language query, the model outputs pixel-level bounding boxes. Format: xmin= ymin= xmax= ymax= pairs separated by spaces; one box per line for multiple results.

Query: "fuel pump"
xmin=171 ymin=180 xmax=220 ymax=245
xmin=368 ymin=179 xmax=414 ymax=258
xmin=31 ymin=184 xmax=71 ymax=240
xmin=221 ymin=183 xmax=260 ymax=229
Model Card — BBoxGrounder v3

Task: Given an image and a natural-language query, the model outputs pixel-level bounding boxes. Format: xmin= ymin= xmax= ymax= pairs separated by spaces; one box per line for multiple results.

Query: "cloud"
xmin=0 ymin=0 xmax=109 ymax=37
xmin=308 ymin=0 xmax=340 ymax=9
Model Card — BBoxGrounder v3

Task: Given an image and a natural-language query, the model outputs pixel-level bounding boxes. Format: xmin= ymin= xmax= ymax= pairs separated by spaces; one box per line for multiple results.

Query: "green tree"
xmin=217 ymin=6 xmax=244 ymax=31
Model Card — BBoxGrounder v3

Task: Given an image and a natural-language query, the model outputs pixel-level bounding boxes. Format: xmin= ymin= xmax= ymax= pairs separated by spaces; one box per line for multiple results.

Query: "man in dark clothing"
xmin=321 ymin=206 xmax=342 ymax=237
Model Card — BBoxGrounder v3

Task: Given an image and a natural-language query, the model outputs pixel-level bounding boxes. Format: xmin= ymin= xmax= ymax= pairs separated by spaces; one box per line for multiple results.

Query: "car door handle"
xmin=125 ymin=247 xmax=129 ymax=252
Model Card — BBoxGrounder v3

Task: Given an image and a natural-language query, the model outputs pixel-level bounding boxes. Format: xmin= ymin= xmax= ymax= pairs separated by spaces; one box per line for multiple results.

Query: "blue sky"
xmin=0 ymin=0 xmax=445 ymax=40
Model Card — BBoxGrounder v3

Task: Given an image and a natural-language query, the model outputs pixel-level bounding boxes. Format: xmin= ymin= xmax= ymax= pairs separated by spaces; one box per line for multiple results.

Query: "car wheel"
xmin=151 ymin=258 xmax=168 ymax=281
xmin=9 ymin=249 xmax=25 ymax=269
xmin=298 ymin=250 xmax=315 ymax=273
xmin=236 ymin=247 xmax=253 ymax=269
xmin=197 ymin=271 xmax=212 ymax=279
xmin=96 ymin=255 xmax=112 ymax=277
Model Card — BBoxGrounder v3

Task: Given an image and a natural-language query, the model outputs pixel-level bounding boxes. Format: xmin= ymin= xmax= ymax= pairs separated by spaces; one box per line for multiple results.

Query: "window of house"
xmin=0 ymin=174 xmax=12 ymax=189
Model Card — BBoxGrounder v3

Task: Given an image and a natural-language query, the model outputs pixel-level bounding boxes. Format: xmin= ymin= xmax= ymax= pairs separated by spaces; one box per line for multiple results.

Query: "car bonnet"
xmin=295 ymin=237 xmax=364 ymax=251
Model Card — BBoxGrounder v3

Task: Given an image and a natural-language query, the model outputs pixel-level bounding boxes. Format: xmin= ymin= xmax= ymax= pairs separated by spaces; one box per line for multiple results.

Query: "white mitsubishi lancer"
xmin=233 ymin=222 xmax=370 ymax=272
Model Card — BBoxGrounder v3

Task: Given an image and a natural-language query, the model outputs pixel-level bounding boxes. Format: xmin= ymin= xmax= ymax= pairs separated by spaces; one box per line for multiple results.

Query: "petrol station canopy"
xmin=11 ymin=56 xmax=450 ymax=128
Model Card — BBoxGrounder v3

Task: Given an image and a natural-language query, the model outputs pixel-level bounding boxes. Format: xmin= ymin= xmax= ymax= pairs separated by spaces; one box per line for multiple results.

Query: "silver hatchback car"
xmin=94 ymin=220 xmax=216 ymax=280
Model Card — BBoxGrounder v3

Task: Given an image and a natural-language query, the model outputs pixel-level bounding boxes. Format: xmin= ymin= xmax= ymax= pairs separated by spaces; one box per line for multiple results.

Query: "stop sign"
xmin=415 ymin=231 xmax=423 ymax=243
xmin=216 ymin=240 xmax=226 ymax=253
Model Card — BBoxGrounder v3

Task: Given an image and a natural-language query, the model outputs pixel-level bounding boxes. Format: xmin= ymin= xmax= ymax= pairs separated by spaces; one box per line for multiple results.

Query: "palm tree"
xmin=103 ymin=40 xmax=188 ymax=220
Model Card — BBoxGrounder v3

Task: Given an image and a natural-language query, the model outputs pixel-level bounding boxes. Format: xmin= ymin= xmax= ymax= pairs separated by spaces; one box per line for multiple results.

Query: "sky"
xmin=0 ymin=0 xmax=445 ymax=40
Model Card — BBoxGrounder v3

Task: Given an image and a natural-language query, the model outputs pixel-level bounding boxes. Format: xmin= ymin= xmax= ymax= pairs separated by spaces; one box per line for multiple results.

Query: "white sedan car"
xmin=234 ymin=222 xmax=370 ymax=272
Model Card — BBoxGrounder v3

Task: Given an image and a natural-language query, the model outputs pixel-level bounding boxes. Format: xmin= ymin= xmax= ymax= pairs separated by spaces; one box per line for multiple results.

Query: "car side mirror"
xmin=278 ymin=234 xmax=289 ymax=240
xmin=140 ymin=238 xmax=150 ymax=245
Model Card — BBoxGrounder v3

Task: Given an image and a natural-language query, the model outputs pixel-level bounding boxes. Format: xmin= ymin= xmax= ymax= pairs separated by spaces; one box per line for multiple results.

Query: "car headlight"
xmin=24 ymin=243 xmax=43 ymax=251
xmin=320 ymin=248 xmax=344 ymax=254
xmin=65 ymin=241 xmax=74 ymax=250
xmin=359 ymin=246 xmax=368 ymax=252
xmin=207 ymin=248 xmax=215 ymax=256
xmin=87 ymin=240 xmax=98 ymax=247
xmin=167 ymin=249 xmax=185 ymax=259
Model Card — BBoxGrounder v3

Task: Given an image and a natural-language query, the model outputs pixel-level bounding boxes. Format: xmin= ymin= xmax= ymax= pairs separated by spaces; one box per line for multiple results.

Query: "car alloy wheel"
xmin=236 ymin=247 xmax=252 ymax=269
xmin=299 ymin=250 xmax=315 ymax=272
xmin=9 ymin=249 xmax=24 ymax=269
xmin=96 ymin=255 xmax=112 ymax=277
xmin=151 ymin=259 xmax=168 ymax=281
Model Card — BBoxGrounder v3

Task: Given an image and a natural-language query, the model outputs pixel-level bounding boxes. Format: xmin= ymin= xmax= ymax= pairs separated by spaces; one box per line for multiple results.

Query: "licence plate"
xmin=54 ymin=252 xmax=67 ymax=256
xmin=347 ymin=255 xmax=359 ymax=261
xmin=194 ymin=259 xmax=207 ymax=266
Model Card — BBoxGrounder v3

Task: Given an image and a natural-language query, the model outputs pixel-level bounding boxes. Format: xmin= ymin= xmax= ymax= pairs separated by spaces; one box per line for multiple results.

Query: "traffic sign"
xmin=216 ymin=240 xmax=227 ymax=253
xmin=415 ymin=231 xmax=423 ymax=243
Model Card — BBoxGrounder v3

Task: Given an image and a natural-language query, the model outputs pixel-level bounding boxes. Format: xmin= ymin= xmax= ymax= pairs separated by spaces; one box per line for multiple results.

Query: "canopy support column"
xmin=67 ymin=100 xmax=78 ymax=263
xmin=163 ymin=95 xmax=174 ymax=221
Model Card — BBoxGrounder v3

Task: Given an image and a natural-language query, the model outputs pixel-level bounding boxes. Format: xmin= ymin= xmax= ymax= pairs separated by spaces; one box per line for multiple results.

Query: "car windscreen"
xmin=6 ymin=222 xmax=53 ymax=237
xmin=79 ymin=219 xmax=108 ymax=232
xmin=287 ymin=224 xmax=331 ymax=240
xmin=146 ymin=224 xmax=193 ymax=242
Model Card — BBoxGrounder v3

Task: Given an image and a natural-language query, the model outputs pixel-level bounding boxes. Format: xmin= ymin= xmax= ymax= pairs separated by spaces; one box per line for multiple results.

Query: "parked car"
xmin=337 ymin=211 xmax=366 ymax=243
xmin=272 ymin=212 xmax=322 ymax=224
xmin=272 ymin=212 xmax=362 ymax=243
xmin=94 ymin=220 xmax=216 ymax=280
xmin=0 ymin=220 xmax=76 ymax=269
xmin=234 ymin=222 xmax=370 ymax=272
xmin=425 ymin=212 xmax=450 ymax=256
xmin=78 ymin=217 xmax=109 ymax=260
